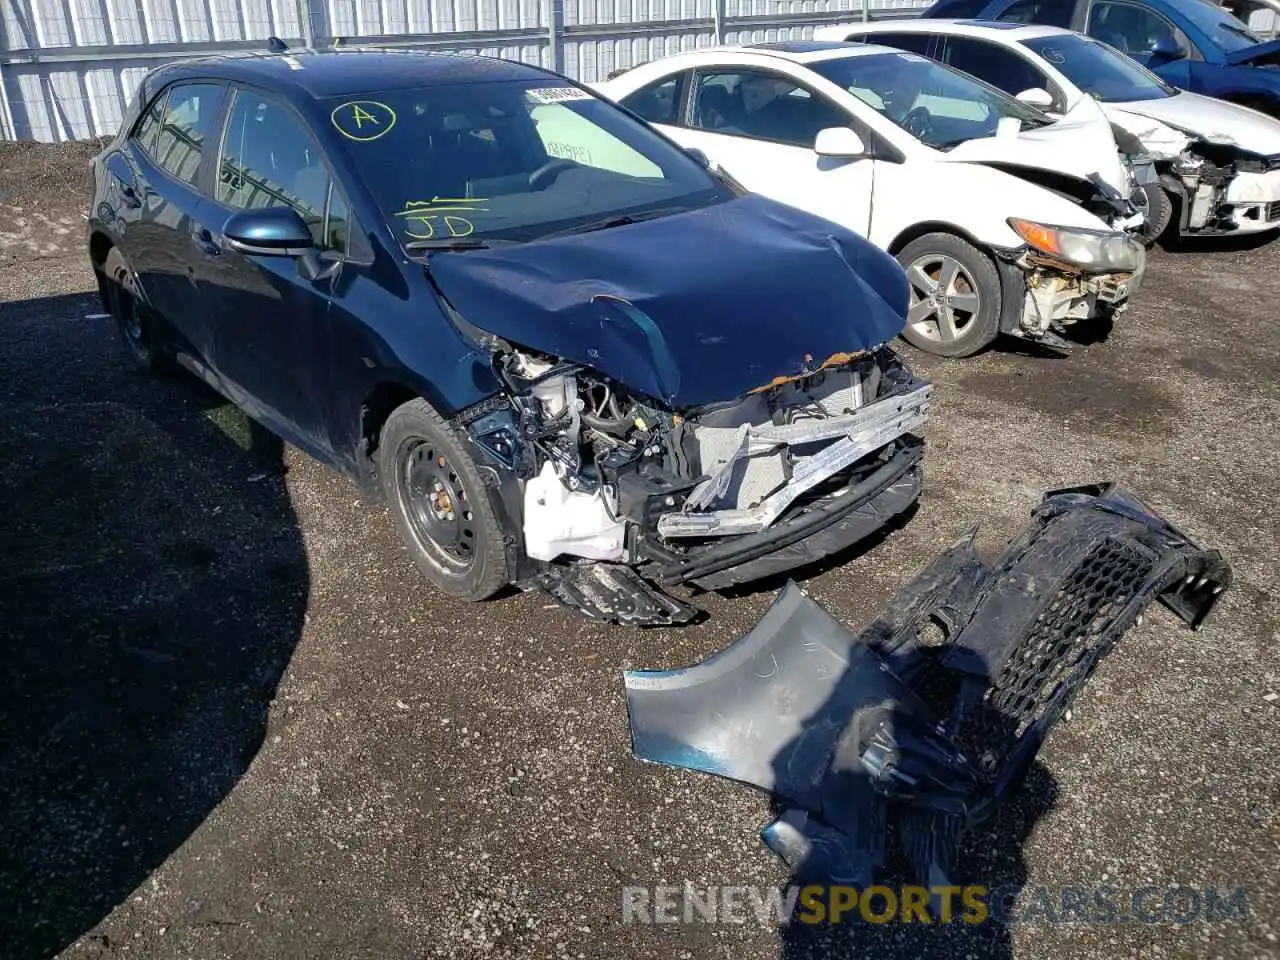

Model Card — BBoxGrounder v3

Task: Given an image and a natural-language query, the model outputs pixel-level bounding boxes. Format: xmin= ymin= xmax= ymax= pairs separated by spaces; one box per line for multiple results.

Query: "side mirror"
xmin=1147 ymin=35 xmax=1184 ymax=65
xmin=683 ymin=146 xmax=711 ymax=167
xmin=814 ymin=126 xmax=867 ymax=158
xmin=1015 ymin=87 xmax=1055 ymax=109
xmin=223 ymin=206 xmax=315 ymax=257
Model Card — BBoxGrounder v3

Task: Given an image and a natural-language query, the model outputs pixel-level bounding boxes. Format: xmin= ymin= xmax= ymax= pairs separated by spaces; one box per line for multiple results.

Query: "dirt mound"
xmin=0 ymin=137 xmax=108 ymax=266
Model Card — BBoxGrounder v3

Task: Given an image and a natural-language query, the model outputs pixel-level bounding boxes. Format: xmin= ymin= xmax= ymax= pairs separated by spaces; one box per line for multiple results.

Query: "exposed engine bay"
xmin=1111 ymin=111 xmax=1280 ymax=235
xmin=461 ymin=343 xmax=931 ymax=625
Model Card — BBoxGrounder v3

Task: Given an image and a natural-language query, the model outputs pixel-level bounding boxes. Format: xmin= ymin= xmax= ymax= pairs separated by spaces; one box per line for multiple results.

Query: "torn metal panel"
xmin=624 ymin=484 xmax=1230 ymax=885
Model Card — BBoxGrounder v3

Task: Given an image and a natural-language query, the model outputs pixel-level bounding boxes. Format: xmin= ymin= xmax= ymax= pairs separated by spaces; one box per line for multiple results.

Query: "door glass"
xmin=846 ymin=31 xmax=934 ymax=55
xmin=133 ymin=90 xmax=167 ymax=156
xmin=620 ymin=76 xmax=685 ymax=125
xmin=998 ymin=0 xmax=1076 ymax=27
xmin=217 ymin=91 xmax=336 ymax=249
xmin=689 ymin=70 xmax=848 ymax=148
xmin=150 ymin=83 xmax=225 ymax=186
xmin=1088 ymin=2 xmax=1189 ymax=58
xmin=944 ymin=36 xmax=1051 ymax=99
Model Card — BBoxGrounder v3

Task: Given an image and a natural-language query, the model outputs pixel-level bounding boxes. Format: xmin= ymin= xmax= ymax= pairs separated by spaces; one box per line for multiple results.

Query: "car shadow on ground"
xmin=0 ymin=292 xmax=309 ymax=959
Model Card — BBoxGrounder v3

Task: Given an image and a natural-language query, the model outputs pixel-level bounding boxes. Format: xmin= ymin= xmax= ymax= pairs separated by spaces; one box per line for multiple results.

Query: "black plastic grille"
xmin=953 ymin=539 xmax=1150 ymax=778
xmin=1267 ymin=200 xmax=1280 ymax=222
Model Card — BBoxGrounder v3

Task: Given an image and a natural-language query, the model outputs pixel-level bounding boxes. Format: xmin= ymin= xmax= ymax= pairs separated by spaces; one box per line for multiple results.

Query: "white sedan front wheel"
xmin=896 ymin=232 xmax=1002 ymax=358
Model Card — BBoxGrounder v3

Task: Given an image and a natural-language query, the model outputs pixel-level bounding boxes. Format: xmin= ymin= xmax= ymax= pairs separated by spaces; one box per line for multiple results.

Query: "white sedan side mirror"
xmin=814 ymin=126 xmax=867 ymax=158
xmin=1015 ymin=87 xmax=1055 ymax=109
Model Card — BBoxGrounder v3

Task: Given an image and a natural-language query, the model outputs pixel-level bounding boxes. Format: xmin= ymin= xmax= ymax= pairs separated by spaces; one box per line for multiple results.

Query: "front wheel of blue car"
xmin=379 ymin=398 xmax=509 ymax=602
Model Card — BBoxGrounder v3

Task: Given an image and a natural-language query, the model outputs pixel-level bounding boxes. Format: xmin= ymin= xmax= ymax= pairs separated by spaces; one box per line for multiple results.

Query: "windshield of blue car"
xmin=326 ymin=81 xmax=727 ymax=246
xmin=1176 ymin=0 xmax=1261 ymax=50
xmin=1023 ymin=34 xmax=1178 ymax=101
xmin=808 ymin=52 xmax=1052 ymax=151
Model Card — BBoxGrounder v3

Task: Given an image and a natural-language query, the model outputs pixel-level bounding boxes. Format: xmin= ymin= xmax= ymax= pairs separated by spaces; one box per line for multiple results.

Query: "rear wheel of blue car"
xmin=379 ymin=398 xmax=509 ymax=601
xmin=896 ymin=233 xmax=1001 ymax=359
xmin=100 ymin=247 xmax=173 ymax=374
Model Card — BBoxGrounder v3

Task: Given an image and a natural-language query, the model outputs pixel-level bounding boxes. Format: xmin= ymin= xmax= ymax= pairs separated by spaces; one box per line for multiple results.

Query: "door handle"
xmin=190 ymin=226 xmax=221 ymax=257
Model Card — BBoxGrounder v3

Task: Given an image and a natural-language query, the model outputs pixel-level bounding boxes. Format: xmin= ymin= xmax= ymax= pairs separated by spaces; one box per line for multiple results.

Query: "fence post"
xmin=0 ymin=60 xmax=14 ymax=140
xmin=713 ymin=0 xmax=724 ymax=43
xmin=862 ymin=0 xmax=870 ymax=22
xmin=547 ymin=0 xmax=562 ymax=73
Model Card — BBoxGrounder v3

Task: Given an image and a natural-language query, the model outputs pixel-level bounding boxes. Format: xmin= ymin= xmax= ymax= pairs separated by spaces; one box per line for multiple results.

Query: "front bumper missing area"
xmin=622 ymin=484 xmax=1230 ymax=885
xmin=536 ymin=437 xmax=923 ymax=626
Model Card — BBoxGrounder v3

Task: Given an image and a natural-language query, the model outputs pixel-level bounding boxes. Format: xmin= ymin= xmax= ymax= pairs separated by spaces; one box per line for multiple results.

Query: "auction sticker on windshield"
xmin=526 ymin=86 xmax=593 ymax=104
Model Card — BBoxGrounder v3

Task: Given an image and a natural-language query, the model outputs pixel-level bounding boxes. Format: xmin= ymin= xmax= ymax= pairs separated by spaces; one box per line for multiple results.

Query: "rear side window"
xmin=133 ymin=91 xmax=165 ymax=155
xmin=998 ymin=0 xmax=1076 ymax=27
xmin=217 ymin=89 xmax=347 ymax=252
xmin=620 ymin=75 xmax=686 ymax=125
xmin=943 ymin=36 xmax=1050 ymax=97
xmin=847 ymin=31 xmax=935 ymax=55
xmin=146 ymin=83 xmax=225 ymax=186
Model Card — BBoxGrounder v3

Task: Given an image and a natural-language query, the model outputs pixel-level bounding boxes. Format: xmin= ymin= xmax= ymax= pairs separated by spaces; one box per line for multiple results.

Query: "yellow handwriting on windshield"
xmin=330 ymin=100 xmax=397 ymax=142
xmin=395 ymin=198 xmax=489 ymax=240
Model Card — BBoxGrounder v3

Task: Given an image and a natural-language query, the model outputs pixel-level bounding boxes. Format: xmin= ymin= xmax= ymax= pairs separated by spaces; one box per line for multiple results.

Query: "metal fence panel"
xmin=0 ymin=0 xmax=928 ymax=140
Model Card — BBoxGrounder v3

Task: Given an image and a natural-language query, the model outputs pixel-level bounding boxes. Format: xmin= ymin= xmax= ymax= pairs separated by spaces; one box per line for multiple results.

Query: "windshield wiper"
xmin=405 ymin=236 xmax=499 ymax=252
xmin=542 ymin=206 xmax=686 ymax=239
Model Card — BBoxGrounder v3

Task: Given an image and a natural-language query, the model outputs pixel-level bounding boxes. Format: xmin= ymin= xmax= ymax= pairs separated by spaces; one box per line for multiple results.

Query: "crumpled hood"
xmin=941 ymin=113 xmax=1129 ymax=194
xmin=1109 ymin=91 xmax=1280 ymax=155
xmin=1224 ymin=36 xmax=1280 ymax=65
xmin=426 ymin=194 xmax=908 ymax=409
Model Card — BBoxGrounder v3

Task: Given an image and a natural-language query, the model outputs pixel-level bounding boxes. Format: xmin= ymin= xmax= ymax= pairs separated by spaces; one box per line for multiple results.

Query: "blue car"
xmin=925 ymin=0 xmax=1280 ymax=115
xmin=87 ymin=47 xmax=931 ymax=625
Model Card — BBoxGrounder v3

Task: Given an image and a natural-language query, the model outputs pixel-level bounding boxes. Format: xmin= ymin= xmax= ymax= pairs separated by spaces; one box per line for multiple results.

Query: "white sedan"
xmin=596 ymin=41 xmax=1146 ymax=357
xmin=822 ymin=20 xmax=1280 ymax=240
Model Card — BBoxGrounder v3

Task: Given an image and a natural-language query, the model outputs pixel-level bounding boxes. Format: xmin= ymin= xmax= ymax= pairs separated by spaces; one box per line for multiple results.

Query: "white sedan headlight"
xmin=1008 ymin=219 xmax=1143 ymax=273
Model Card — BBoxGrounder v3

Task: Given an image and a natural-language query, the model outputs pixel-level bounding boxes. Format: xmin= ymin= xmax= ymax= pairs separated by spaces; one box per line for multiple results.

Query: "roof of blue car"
xmin=159 ymin=48 xmax=552 ymax=98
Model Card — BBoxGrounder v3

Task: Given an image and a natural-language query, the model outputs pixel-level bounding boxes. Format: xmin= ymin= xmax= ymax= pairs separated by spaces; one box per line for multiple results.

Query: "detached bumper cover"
xmin=623 ymin=484 xmax=1230 ymax=885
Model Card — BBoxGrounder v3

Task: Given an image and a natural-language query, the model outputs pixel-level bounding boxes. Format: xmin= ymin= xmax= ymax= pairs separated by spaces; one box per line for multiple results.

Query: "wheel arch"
xmin=887 ymin=220 xmax=994 ymax=258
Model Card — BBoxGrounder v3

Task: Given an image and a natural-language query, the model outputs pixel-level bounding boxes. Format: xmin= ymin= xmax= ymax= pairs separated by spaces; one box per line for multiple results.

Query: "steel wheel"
xmin=395 ymin=439 xmax=478 ymax=573
xmin=904 ymin=253 xmax=982 ymax=346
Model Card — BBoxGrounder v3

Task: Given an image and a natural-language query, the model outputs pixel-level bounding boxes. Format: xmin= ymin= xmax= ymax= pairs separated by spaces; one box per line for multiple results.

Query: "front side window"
xmin=620 ymin=75 xmax=686 ymax=125
xmin=325 ymin=81 xmax=725 ymax=246
xmin=688 ymin=69 xmax=849 ymax=147
xmin=808 ymin=52 xmax=1051 ymax=151
xmin=217 ymin=90 xmax=344 ymax=251
xmin=148 ymin=82 xmax=224 ymax=186
xmin=1023 ymin=33 xmax=1176 ymax=101
xmin=943 ymin=36 xmax=1051 ymax=99
xmin=998 ymin=0 xmax=1076 ymax=27
xmin=1087 ymin=2 xmax=1192 ymax=59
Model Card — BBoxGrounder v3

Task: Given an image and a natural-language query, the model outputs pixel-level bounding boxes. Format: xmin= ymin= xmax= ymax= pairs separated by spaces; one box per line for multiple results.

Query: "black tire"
xmin=895 ymin=232 xmax=1001 ymax=358
xmin=100 ymin=247 xmax=174 ymax=374
xmin=1135 ymin=181 xmax=1174 ymax=246
xmin=378 ymin=398 xmax=509 ymax=601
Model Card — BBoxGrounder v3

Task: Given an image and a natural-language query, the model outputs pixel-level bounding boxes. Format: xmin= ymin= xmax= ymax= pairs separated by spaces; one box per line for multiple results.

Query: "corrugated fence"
xmin=0 ymin=0 xmax=929 ymax=141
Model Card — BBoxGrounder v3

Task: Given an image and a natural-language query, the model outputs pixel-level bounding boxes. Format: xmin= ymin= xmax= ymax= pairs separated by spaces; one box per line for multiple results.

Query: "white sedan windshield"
xmin=809 ymin=51 xmax=1051 ymax=150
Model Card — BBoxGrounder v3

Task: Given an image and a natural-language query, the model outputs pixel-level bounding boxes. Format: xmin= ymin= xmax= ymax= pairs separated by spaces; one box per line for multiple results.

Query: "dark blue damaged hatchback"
xmin=88 ymin=47 xmax=932 ymax=625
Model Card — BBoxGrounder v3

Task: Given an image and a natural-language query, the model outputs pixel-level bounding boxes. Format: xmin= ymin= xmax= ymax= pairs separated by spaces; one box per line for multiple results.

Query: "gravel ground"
xmin=0 ymin=140 xmax=1277 ymax=960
